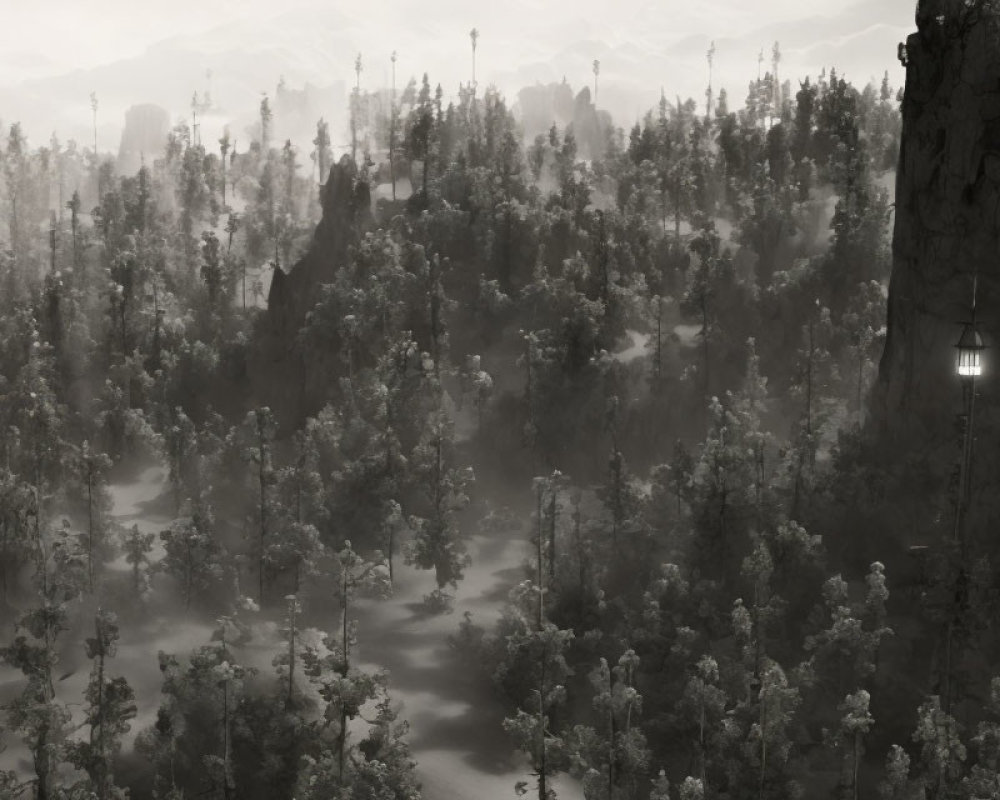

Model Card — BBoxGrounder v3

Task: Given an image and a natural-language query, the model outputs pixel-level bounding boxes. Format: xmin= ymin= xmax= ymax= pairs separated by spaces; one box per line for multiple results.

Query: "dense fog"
xmin=5 ymin=3 xmax=1000 ymax=799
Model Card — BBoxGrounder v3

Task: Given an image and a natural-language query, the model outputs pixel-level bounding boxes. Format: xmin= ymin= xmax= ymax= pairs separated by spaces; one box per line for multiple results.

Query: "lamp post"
xmin=953 ymin=274 xmax=984 ymax=545
xmin=942 ymin=272 xmax=984 ymax=715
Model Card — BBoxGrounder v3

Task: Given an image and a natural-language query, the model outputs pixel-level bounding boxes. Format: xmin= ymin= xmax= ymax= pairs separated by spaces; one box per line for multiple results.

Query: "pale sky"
xmin=1 ymin=0 xmax=916 ymax=147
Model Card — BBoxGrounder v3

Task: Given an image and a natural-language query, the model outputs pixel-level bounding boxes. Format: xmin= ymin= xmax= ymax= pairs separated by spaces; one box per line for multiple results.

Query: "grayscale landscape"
xmin=2 ymin=1 xmax=1000 ymax=799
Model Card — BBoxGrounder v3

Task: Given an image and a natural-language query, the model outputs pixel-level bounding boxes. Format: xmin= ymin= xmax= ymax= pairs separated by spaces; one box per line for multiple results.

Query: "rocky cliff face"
xmin=116 ymin=104 xmax=169 ymax=176
xmin=875 ymin=0 xmax=1000 ymax=441
xmin=249 ymin=156 xmax=372 ymax=426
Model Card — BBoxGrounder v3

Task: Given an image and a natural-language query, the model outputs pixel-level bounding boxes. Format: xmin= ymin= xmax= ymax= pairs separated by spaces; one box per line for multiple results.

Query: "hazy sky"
xmin=1 ymin=0 xmax=914 ymax=80
xmin=0 ymin=0 xmax=917 ymax=147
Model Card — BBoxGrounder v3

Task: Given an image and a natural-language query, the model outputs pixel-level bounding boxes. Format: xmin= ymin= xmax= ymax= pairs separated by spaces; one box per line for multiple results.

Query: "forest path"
xmin=0 ymin=466 xmax=211 ymax=783
xmin=104 ymin=465 xmax=217 ymax=743
xmin=350 ymin=525 xmax=583 ymax=800
xmin=612 ymin=326 xmax=699 ymax=366
xmin=106 ymin=466 xmax=583 ymax=800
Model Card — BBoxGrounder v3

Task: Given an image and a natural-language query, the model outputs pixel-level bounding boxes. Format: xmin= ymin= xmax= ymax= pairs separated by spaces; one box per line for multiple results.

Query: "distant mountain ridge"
xmin=0 ymin=0 xmax=913 ymax=153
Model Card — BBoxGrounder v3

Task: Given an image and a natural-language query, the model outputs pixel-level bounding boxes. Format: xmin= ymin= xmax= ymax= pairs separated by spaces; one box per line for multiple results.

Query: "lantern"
xmin=956 ymin=322 xmax=985 ymax=378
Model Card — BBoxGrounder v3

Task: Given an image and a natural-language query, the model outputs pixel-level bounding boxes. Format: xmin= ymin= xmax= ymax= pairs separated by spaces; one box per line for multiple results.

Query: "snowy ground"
xmin=352 ymin=524 xmax=583 ymax=800
xmin=614 ymin=330 xmax=649 ymax=363
xmin=613 ymin=325 xmax=700 ymax=365
xmin=1 ymin=465 xmax=582 ymax=799
xmin=0 ymin=467 xmax=211 ymax=781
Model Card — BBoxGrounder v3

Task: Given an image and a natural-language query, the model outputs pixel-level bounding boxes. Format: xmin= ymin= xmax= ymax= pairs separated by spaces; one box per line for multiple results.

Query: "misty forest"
xmin=4 ymin=0 xmax=1000 ymax=798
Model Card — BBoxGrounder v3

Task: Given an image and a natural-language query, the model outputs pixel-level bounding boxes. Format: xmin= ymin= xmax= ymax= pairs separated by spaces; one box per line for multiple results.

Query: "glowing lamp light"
xmin=955 ymin=323 xmax=985 ymax=378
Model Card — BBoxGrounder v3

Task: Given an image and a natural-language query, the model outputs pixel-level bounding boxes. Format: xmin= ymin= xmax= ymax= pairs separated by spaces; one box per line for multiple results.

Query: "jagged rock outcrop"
xmin=249 ymin=156 xmax=372 ymax=426
xmin=116 ymin=104 xmax=169 ymax=176
xmin=875 ymin=0 xmax=1000 ymax=441
xmin=518 ymin=80 xmax=576 ymax=143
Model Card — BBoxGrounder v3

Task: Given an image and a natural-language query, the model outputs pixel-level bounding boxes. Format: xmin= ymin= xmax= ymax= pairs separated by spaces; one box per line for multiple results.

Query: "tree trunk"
xmin=342 ymin=580 xmax=350 ymax=675
xmin=699 ymin=703 xmax=707 ymax=790
xmin=185 ymin=541 xmax=194 ymax=610
xmin=339 ymin=706 xmax=347 ymax=781
xmin=340 ymin=577 xmax=350 ymax=780
xmin=538 ymin=641 xmax=548 ymax=800
xmin=287 ymin=608 xmax=296 ymax=706
xmin=857 ymin=352 xmax=864 ymax=424
xmin=655 ymin=312 xmax=662 ymax=382
xmin=547 ymin=488 xmax=557 ymax=584
xmin=701 ymin=296 xmax=710 ymax=402
xmin=852 ymin=731 xmax=860 ymax=800
xmin=389 ymin=123 xmax=396 ymax=201
xmin=504 ymin=206 xmax=513 ymax=292
xmin=223 ymin=678 xmax=234 ymax=800
xmin=257 ymin=420 xmax=268 ymax=605
xmin=95 ymin=619 xmax=107 ymax=799
xmin=10 ymin=192 xmax=18 ymax=271
xmin=35 ymin=722 xmax=52 ymax=800
xmin=430 ymin=258 xmax=441 ymax=377
xmin=388 ymin=522 xmax=395 ymax=586
xmin=87 ymin=470 xmax=95 ymax=592
xmin=943 ymin=619 xmax=953 ymax=715
xmin=759 ymin=684 xmax=767 ymax=800
xmin=71 ymin=214 xmax=79 ymax=274
xmin=608 ymin=667 xmax=616 ymax=800
xmin=674 ymin=189 xmax=681 ymax=243
xmin=805 ymin=321 xmax=814 ymax=439
xmin=433 ymin=432 xmax=447 ymax=590
xmin=0 ymin=527 xmax=8 ymax=604
xmin=536 ymin=484 xmax=545 ymax=630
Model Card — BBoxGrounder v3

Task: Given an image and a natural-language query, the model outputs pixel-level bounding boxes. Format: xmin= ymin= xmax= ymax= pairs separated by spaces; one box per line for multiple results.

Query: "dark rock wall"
xmin=116 ymin=104 xmax=169 ymax=176
xmin=249 ymin=156 xmax=372 ymax=427
xmin=876 ymin=1 xmax=1000 ymax=441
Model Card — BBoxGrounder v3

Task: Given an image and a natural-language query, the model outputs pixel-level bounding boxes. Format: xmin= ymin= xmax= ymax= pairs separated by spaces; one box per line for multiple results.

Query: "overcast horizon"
xmin=2 ymin=0 xmax=917 ymax=151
